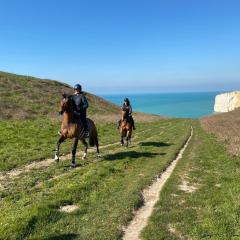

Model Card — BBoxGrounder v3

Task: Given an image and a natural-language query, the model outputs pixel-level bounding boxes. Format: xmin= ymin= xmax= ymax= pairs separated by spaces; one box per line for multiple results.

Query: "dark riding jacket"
xmin=122 ymin=104 xmax=132 ymax=116
xmin=71 ymin=92 xmax=89 ymax=131
xmin=72 ymin=93 xmax=89 ymax=114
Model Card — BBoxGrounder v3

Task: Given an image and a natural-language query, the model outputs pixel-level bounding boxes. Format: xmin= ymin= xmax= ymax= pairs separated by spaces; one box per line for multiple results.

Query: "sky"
xmin=0 ymin=0 xmax=240 ymax=94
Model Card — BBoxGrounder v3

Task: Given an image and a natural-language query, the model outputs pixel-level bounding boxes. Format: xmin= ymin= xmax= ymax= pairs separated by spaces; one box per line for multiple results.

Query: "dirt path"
xmin=122 ymin=126 xmax=193 ymax=240
xmin=0 ymin=143 xmax=113 ymax=184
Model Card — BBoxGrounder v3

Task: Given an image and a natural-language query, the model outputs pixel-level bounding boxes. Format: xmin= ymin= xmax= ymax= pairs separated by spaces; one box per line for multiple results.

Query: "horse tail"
xmin=87 ymin=118 xmax=98 ymax=147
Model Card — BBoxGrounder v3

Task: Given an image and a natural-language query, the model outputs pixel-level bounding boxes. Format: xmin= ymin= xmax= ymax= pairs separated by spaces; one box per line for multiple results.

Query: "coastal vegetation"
xmin=0 ymin=71 xmax=239 ymax=239
xmin=201 ymin=108 xmax=240 ymax=156
xmin=0 ymin=118 xmax=190 ymax=239
xmin=142 ymin=123 xmax=240 ymax=239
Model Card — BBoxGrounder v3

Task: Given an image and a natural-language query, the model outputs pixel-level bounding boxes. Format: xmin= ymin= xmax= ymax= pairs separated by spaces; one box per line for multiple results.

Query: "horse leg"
xmin=126 ymin=132 xmax=129 ymax=148
xmin=126 ymin=129 xmax=132 ymax=148
xmin=54 ymin=136 xmax=65 ymax=162
xmin=95 ymin=138 xmax=101 ymax=158
xmin=121 ymin=135 xmax=124 ymax=146
xmin=80 ymin=138 xmax=88 ymax=160
xmin=128 ymin=130 xmax=132 ymax=145
xmin=71 ymin=138 xmax=79 ymax=167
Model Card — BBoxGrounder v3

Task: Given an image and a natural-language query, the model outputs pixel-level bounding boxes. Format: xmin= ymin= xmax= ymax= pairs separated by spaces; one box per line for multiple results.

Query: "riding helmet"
xmin=74 ymin=84 xmax=82 ymax=91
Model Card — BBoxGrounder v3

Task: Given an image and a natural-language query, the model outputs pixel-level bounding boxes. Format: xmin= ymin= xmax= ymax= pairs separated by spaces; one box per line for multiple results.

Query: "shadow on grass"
xmin=44 ymin=233 xmax=79 ymax=240
xmin=104 ymin=151 xmax=166 ymax=161
xmin=139 ymin=141 xmax=172 ymax=147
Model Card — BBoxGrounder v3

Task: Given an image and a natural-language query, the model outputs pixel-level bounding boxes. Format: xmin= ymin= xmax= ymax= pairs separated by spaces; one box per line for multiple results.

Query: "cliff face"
xmin=214 ymin=91 xmax=240 ymax=112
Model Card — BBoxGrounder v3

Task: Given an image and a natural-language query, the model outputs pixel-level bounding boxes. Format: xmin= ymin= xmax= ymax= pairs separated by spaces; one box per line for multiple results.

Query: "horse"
xmin=119 ymin=110 xmax=133 ymax=147
xmin=54 ymin=93 xmax=100 ymax=167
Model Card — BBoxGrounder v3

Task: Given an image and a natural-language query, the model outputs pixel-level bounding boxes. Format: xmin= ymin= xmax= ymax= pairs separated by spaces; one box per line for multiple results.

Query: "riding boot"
xmin=130 ymin=116 xmax=136 ymax=130
xmin=132 ymin=120 xmax=136 ymax=130
xmin=84 ymin=131 xmax=89 ymax=138
xmin=79 ymin=112 xmax=89 ymax=137
xmin=83 ymin=121 xmax=89 ymax=138
xmin=84 ymin=123 xmax=89 ymax=137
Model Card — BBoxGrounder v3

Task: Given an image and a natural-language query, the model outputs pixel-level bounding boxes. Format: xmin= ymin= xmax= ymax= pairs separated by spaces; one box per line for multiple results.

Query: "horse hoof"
xmin=54 ymin=156 xmax=59 ymax=162
xmin=71 ymin=163 xmax=76 ymax=168
xmin=82 ymin=153 xmax=87 ymax=160
xmin=97 ymin=154 xmax=101 ymax=158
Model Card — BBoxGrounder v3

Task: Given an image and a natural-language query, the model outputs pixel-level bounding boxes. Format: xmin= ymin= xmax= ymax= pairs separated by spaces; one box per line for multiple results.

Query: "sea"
xmin=101 ymin=92 xmax=219 ymax=119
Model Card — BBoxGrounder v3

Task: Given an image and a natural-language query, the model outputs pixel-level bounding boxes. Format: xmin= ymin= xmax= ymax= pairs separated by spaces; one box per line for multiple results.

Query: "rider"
xmin=71 ymin=84 xmax=89 ymax=137
xmin=118 ymin=98 xmax=136 ymax=130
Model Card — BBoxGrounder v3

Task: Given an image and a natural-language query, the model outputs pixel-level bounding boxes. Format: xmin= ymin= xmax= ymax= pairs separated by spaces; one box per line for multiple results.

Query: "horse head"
xmin=59 ymin=93 xmax=74 ymax=115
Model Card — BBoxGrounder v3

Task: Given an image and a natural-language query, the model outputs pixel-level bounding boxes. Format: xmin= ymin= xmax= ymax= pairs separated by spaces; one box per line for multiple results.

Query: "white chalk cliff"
xmin=214 ymin=91 xmax=240 ymax=112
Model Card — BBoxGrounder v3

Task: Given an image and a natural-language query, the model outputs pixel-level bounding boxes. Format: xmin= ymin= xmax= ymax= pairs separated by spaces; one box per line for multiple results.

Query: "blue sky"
xmin=0 ymin=0 xmax=239 ymax=94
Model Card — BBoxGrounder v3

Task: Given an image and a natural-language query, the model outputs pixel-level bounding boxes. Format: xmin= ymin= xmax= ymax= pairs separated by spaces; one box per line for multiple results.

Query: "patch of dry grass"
xmin=200 ymin=108 xmax=240 ymax=156
xmin=0 ymin=72 xmax=163 ymax=123
xmin=91 ymin=112 xmax=162 ymax=124
xmin=0 ymin=71 xmax=120 ymax=121
xmin=0 ymin=71 xmax=162 ymax=123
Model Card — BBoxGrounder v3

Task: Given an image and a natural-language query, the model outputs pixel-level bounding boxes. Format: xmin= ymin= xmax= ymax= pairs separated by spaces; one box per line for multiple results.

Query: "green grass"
xmin=0 ymin=118 xmax=69 ymax=171
xmin=0 ymin=119 xmax=191 ymax=239
xmin=0 ymin=118 xmax=170 ymax=171
xmin=2 ymin=117 xmax=239 ymax=240
xmin=141 ymin=123 xmax=240 ymax=240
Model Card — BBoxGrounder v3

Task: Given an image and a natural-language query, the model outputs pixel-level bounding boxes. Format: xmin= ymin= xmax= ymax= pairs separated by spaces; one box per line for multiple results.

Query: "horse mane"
xmin=61 ymin=91 xmax=87 ymax=114
xmin=62 ymin=93 xmax=71 ymax=99
xmin=122 ymin=110 xmax=128 ymax=121
xmin=61 ymin=93 xmax=74 ymax=113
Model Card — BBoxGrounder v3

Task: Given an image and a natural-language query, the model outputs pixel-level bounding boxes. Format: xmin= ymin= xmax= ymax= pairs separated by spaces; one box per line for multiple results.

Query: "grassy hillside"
xmin=0 ymin=119 xmax=191 ymax=239
xmin=1 ymin=70 xmax=239 ymax=239
xmin=0 ymin=71 xmax=160 ymax=123
xmin=0 ymin=71 xmax=161 ymax=171
xmin=0 ymin=71 xmax=120 ymax=120
xmin=201 ymin=108 xmax=240 ymax=156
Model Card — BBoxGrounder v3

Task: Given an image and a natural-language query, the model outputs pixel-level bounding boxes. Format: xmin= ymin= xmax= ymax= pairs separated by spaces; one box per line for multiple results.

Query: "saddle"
xmin=122 ymin=115 xmax=131 ymax=123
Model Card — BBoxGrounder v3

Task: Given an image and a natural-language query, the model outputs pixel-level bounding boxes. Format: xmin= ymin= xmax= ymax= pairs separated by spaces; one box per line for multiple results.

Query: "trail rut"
xmin=123 ymin=126 xmax=193 ymax=240
xmin=0 ymin=128 xmax=165 ymax=187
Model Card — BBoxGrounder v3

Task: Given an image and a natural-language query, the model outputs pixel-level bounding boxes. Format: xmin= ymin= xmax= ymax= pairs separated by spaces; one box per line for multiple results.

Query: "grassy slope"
xmin=0 ymin=118 xmax=120 ymax=171
xmin=201 ymin=108 xmax=240 ymax=156
xmin=0 ymin=71 xmax=119 ymax=120
xmin=0 ymin=117 xmax=164 ymax=172
xmin=0 ymin=119 xmax=191 ymax=239
xmin=0 ymin=71 xmax=160 ymax=123
xmin=141 ymin=122 xmax=240 ymax=240
xmin=0 ymin=71 xmax=160 ymax=171
xmin=2 ymin=71 xmax=239 ymax=239
xmin=0 ymin=118 xmax=64 ymax=171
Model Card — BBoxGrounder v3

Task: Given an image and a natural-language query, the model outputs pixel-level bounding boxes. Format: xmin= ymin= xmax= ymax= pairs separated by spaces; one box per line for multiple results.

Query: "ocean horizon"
xmin=101 ymin=92 xmax=220 ymax=119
